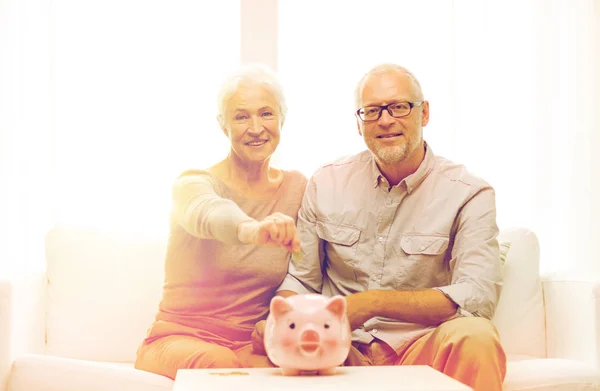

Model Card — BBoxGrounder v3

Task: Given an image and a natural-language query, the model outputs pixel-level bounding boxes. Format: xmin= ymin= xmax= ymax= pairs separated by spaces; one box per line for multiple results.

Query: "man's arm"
xmin=433 ymin=186 xmax=502 ymax=319
xmin=345 ymin=186 xmax=501 ymax=328
xmin=276 ymin=177 xmax=326 ymax=295
xmin=345 ymin=290 xmax=457 ymax=330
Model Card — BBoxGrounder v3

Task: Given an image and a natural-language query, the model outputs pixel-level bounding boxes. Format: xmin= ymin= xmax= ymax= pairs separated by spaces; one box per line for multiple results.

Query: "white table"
xmin=173 ymin=366 xmax=472 ymax=391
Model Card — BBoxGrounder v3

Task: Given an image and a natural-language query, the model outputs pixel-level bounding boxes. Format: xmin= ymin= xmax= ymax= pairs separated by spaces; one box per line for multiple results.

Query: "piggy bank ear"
xmin=270 ymin=296 xmax=293 ymax=319
xmin=325 ymin=295 xmax=347 ymax=321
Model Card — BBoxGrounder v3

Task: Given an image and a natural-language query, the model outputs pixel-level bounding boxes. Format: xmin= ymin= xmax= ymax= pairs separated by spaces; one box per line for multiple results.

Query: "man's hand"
xmin=345 ymin=292 xmax=375 ymax=330
xmin=251 ymin=319 xmax=267 ymax=355
xmin=238 ymin=212 xmax=301 ymax=253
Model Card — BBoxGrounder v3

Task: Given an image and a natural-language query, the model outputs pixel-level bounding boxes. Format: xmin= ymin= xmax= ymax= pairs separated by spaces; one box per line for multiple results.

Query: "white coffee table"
xmin=173 ymin=366 xmax=472 ymax=391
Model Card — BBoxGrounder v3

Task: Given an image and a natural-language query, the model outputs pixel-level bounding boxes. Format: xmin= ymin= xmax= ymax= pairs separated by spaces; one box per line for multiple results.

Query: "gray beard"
xmin=366 ymin=139 xmax=412 ymax=165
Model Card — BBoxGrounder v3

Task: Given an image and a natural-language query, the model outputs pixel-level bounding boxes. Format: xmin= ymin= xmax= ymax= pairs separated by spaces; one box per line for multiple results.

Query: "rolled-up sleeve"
xmin=277 ymin=177 xmax=325 ymax=294
xmin=172 ymin=171 xmax=252 ymax=245
xmin=434 ymin=186 xmax=503 ymax=319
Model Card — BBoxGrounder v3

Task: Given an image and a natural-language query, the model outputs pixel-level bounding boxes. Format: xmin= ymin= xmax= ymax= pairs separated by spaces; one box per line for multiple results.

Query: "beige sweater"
xmin=144 ymin=169 xmax=307 ymax=346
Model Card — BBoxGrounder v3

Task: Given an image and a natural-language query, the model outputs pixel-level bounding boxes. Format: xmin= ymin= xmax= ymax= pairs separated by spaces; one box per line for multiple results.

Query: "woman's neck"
xmin=211 ymin=153 xmax=283 ymax=198
xmin=226 ymin=152 xmax=272 ymax=185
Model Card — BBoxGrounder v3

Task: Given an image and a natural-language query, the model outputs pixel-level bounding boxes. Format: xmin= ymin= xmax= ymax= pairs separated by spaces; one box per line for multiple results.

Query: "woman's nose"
xmin=247 ymin=117 xmax=262 ymax=134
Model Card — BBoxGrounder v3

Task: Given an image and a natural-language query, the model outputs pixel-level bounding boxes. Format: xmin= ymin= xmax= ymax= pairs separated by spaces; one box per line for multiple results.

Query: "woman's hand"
xmin=251 ymin=319 xmax=267 ymax=355
xmin=237 ymin=212 xmax=301 ymax=253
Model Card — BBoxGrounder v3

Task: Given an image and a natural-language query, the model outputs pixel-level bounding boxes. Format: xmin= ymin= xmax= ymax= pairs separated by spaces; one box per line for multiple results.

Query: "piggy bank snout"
xmin=299 ymin=328 xmax=320 ymax=355
xmin=300 ymin=328 xmax=320 ymax=343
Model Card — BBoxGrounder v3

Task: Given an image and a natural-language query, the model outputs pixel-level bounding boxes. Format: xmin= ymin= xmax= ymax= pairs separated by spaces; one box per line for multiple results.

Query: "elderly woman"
xmin=134 ymin=64 xmax=307 ymax=379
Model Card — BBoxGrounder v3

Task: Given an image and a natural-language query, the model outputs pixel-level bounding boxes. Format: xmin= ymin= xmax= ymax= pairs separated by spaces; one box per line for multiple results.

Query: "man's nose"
xmin=378 ymin=109 xmax=395 ymax=126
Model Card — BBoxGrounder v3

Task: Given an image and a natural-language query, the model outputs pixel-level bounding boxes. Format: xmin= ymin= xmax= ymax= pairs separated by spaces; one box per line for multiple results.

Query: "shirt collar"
xmin=371 ymin=141 xmax=436 ymax=193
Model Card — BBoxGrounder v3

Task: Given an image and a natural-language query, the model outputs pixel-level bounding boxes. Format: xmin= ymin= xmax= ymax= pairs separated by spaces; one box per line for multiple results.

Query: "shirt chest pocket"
xmin=395 ymin=234 xmax=450 ymax=289
xmin=316 ymin=221 xmax=361 ymax=280
xmin=400 ymin=235 xmax=449 ymax=255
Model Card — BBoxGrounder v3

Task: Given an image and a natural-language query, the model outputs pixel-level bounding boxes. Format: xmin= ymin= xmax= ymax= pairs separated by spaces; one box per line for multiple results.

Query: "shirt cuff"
xmin=277 ymin=274 xmax=314 ymax=295
xmin=433 ymin=283 xmax=476 ymax=318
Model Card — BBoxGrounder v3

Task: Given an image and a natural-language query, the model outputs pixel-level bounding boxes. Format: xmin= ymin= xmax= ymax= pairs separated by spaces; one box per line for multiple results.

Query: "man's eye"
xmin=235 ymin=114 xmax=248 ymax=121
xmin=261 ymin=112 xmax=273 ymax=117
xmin=366 ymin=108 xmax=379 ymax=115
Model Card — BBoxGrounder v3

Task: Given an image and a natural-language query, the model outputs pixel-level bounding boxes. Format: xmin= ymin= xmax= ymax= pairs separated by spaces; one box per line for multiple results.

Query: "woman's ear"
xmin=217 ymin=115 xmax=229 ymax=137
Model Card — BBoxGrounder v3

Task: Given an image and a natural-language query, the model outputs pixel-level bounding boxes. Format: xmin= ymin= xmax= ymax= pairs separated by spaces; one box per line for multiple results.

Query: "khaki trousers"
xmin=344 ymin=317 xmax=506 ymax=391
xmin=134 ymin=336 xmax=273 ymax=380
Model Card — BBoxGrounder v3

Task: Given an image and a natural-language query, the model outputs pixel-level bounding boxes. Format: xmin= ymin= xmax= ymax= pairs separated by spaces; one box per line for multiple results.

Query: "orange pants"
xmin=134 ymin=335 xmax=274 ymax=380
xmin=344 ymin=317 xmax=506 ymax=391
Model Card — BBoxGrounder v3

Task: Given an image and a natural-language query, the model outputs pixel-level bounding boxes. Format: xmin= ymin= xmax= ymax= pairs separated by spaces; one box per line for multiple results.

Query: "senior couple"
xmin=134 ymin=63 xmax=506 ymax=391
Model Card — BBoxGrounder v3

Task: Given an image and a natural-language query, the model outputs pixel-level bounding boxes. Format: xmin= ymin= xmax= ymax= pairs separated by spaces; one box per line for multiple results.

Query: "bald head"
xmin=354 ymin=64 xmax=424 ymax=109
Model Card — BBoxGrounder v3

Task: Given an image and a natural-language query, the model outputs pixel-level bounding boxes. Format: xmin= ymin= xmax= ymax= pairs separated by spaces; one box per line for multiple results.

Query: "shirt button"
xmin=372 ymin=329 xmax=378 ymax=334
xmin=420 ymin=245 xmax=426 ymax=251
xmin=378 ymin=236 xmax=384 ymax=242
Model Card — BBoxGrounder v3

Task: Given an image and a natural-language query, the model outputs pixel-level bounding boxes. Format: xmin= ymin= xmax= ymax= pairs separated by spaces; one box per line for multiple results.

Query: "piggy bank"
xmin=264 ymin=294 xmax=351 ymax=376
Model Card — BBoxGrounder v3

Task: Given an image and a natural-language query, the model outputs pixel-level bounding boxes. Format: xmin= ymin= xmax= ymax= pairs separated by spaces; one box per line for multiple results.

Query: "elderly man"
xmin=273 ymin=63 xmax=506 ymax=390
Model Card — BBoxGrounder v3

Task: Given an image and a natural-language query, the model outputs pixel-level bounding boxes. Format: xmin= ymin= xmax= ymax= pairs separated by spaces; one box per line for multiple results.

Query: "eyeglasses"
xmin=356 ymin=101 xmax=424 ymax=122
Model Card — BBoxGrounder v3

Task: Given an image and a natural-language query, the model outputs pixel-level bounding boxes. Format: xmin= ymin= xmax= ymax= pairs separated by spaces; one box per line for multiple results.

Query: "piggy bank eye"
xmin=289 ymin=323 xmax=295 ymax=329
xmin=324 ymin=323 xmax=330 ymax=329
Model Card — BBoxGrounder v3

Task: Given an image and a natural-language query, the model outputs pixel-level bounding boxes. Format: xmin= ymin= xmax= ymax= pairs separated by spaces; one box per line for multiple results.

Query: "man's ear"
xmin=421 ymin=101 xmax=430 ymax=127
xmin=356 ymin=117 xmax=363 ymax=137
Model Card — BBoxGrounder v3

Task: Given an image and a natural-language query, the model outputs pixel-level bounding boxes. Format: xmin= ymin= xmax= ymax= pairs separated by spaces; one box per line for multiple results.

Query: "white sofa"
xmin=1 ymin=226 xmax=599 ymax=391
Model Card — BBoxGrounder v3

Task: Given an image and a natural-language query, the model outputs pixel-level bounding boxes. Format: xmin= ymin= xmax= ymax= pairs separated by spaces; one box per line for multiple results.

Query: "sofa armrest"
xmin=542 ymin=274 xmax=600 ymax=370
xmin=0 ymin=273 xmax=47 ymax=391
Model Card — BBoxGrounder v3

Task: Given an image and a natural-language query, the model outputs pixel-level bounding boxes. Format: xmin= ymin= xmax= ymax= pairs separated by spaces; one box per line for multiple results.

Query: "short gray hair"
xmin=354 ymin=63 xmax=424 ymax=109
xmin=217 ymin=63 xmax=287 ymax=127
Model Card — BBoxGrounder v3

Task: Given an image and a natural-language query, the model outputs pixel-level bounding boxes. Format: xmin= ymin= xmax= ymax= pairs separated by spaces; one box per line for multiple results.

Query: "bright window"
xmin=53 ymin=0 xmax=240 ymax=236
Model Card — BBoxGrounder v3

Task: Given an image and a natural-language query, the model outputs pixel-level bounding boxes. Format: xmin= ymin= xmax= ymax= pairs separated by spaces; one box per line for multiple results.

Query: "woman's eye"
xmin=261 ymin=112 xmax=273 ymax=117
xmin=235 ymin=114 xmax=248 ymax=121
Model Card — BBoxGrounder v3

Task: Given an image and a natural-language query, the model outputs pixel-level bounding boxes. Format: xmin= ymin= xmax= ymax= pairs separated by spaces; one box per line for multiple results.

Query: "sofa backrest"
xmin=44 ymin=225 xmax=547 ymax=362
xmin=45 ymin=226 xmax=166 ymax=362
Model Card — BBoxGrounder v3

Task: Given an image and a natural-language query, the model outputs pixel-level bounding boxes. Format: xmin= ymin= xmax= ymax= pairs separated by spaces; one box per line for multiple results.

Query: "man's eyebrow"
xmin=363 ymin=99 xmax=406 ymax=106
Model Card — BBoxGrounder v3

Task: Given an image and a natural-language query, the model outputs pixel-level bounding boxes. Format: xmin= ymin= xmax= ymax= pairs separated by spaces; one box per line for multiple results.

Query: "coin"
xmin=291 ymin=250 xmax=304 ymax=262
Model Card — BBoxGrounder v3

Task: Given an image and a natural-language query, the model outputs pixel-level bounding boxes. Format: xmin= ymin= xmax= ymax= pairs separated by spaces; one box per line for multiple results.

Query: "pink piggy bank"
xmin=264 ymin=294 xmax=351 ymax=376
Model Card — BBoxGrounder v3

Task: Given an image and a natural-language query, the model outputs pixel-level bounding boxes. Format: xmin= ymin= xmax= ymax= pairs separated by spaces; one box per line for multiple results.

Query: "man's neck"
xmin=377 ymin=143 xmax=426 ymax=188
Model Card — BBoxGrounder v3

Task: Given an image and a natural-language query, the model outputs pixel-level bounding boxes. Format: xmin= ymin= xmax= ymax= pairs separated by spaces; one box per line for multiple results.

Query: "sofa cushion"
xmin=45 ymin=227 xmax=167 ymax=362
xmin=493 ymin=228 xmax=546 ymax=358
xmin=504 ymin=358 xmax=600 ymax=391
xmin=7 ymin=354 xmax=173 ymax=391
